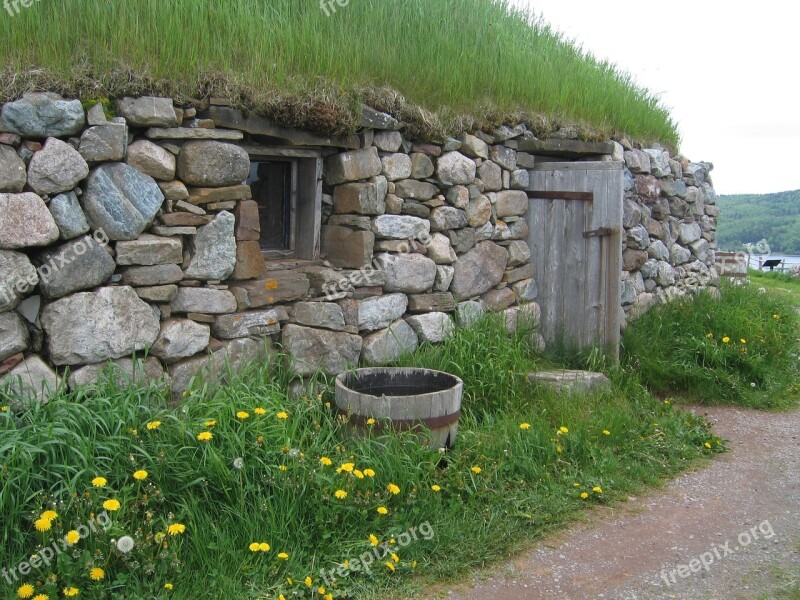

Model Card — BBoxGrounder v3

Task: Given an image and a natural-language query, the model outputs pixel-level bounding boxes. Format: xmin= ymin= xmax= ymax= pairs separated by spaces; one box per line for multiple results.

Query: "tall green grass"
xmin=621 ymin=282 xmax=800 ymax=409
xmin=0 ymin=0 xmax=679 ymax=145
xmin=0 ymin=317 xmax=715 ymax=599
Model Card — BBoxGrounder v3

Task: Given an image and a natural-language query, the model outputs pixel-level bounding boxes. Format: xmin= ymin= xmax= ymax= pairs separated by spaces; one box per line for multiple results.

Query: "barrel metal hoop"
xmin=337 ymin=409 xmax=461 ymax=431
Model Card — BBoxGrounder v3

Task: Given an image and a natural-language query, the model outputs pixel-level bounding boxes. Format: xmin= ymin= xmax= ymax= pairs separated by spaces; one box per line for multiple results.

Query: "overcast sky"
xmin=510 ymin=0 xmax=800 ymax=195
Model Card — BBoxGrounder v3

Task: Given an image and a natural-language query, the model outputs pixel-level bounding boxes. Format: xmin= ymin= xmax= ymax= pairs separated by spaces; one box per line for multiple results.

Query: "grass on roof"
xmin=0 ymin=0 xmax=679 ymax=147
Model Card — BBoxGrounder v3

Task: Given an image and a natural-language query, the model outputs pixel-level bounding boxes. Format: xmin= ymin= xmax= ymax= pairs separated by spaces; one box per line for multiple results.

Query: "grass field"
xmin=1 ymin=316 xmax=718 ymax=599
xmin=0 ymin=0 xmax=679 ymax=146
xmin=622 ymin=280 xmax=800 ymax=409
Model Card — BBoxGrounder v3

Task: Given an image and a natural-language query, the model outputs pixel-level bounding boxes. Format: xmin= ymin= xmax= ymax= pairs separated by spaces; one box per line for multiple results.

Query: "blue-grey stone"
xmin=80 ymin=163 xmax=164 ymax=240
xmin=48 ymin=192 xmax=90 ymax=240
xmin=0 ymin=93 xmax=85 ymax=138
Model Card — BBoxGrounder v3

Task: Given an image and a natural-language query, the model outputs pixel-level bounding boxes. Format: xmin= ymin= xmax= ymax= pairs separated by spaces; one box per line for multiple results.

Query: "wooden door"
xmin=526 ymin=162 xmax=623 ymax=358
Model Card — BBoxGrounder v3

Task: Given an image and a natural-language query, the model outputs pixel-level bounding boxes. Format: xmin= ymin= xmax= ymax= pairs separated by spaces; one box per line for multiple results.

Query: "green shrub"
xmin=621 ymin=282 xmax=800 ymax=409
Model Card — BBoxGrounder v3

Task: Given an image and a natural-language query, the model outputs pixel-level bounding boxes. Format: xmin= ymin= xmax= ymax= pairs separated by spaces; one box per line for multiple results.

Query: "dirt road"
xmin=420 ymin=406 xmax=800 ymax=600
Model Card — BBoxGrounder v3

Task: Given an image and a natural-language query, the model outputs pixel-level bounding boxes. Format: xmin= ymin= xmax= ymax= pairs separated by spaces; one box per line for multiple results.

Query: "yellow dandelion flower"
xmin=258 ymin=542 xmax=270 ymax=552
xmin=236 ymin=411 xmax=250 ymax=419
xmin=558 ymin=426 xmax=569 ymax=434
xmin=431 ymin=484 xmax=441 ymax=492
xmin=705 ymin=332 xmax=713 ymax=338
xmin=391 ymin=552 xmax=400 ymax=563
xmin=519 ymin=422 xmax=531 ymax=430
xmin=722 ymin=336 xmax=730 ymax=343
xmin=65 ymin=530 xmax=80 ymax=545
xmin=337 ymin=462 xmax=355 ymax=473
xmin=320 ymin=457 xmax=332 ymax=466
xmin=385 ymin=561 xmax=395 ymax=572
xmin=254 ymin=407 xmax=267 ymax=415
xmin=146 ymin=421 xmax=161 ymax=430
xmin=387 ymin=483 xmax=400 ymax=495
xmin=89 ymin=568 xmax=104 ymax=581
xmin=276 ymin=411 xmax=289 ymax=420
xmin=369 ymin=534 xmax=379 ymax=547
xmin=580 ymin=492 xmax=589 ymax=499
xmin=17 ymin=583 xmax=35 ymax=598
xmin=154 ymin=532 xmax=166 ymax=543
xmin=278 ymin=552 xmax=289 ymax=560
xmin=91 ymin=477 xmax=107 ymax=488
xmin=133 ymin=470 xmax=148 ymax=481
xmin=0 ymin=405 xmax=7 ymax=412
xmin=573 ymin=482 xmax=581 ymax=487
xmin=556 ymin=446 xmax=563 ymax=453
xmin=249 ymin=542 xmax=260 ymax=552
xmin=411 ymin=560 xmax=417 ymax=568
xmin=63 ymin=587 xmax=79 ymax=597
xmin=286 ymin=578 xmax=293 ymax=585
xmin=740 ymin=338 xmax=746 ymax=344
xmin=102 ymin=499 xmax=120 ymax=511
xmin=304 ymin=576 xmax=313 ymax=587
xmin=32 ymin=595 xmax=48 ymax=600
xmin=204 ymin=420 xmax=217 ymax=427
xmin=279 ymin=595 xmax=286 ymax=600
xmin=167 ymin=523 xmax=186 ymax=536
xmin=279 ymin=465 xmax=288 ymax=471
xmin=197 ymin=431 xmax=213 ymax=442
xmin=325 ymin=595 xmax=333 ymax=600
xmin=663 ymin=400 xmax=671 ymax=405
xmin=34 ymin=518 xmax=51 ymax=532
xmin=773 ymin=314 xmax=781 ymax=319
xmin=470 ymin=466 xmax=482 ymax=474
xmin=354 ymin=469 xmax=364 ymax=479
xmin=602 ymin=430 xmax=611 ymax=436
xmin=366 ymin=418 xmax=376 ymax=425
xmin=317 ymin=587 xmax=326 ymax=595
xmin=704 ymin=442 xmax=712 ymax=449
xmin=334 ymin=489 xmax=347 ymax=500
xmin=376 ymin=506 xmax=388 ymax=515
xmin=592 ymin=486 xmax=603 ymax=494
xmin=164 ymin=583 xmax=173 ymax=590
xmin=363 ymin=468 xmax=375 ymax=477
xmin=41 ymin=510 xmax=58 ymax=521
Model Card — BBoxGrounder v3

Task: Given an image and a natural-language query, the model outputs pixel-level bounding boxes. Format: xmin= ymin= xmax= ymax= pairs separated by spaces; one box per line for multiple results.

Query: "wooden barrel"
xmin=335 ymin=367 xmax=463 ymax=449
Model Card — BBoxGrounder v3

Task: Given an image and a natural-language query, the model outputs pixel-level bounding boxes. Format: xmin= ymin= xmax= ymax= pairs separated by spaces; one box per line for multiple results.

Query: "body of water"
xmin=747 ymin=254 xmax=800 ymax=270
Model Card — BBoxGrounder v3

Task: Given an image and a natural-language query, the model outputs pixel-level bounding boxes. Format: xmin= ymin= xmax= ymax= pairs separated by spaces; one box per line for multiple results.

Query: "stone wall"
xmin=619 ymin=147 xmax=719 ymax=323
xmin=0 ymin=93 xmax=717 ymax=404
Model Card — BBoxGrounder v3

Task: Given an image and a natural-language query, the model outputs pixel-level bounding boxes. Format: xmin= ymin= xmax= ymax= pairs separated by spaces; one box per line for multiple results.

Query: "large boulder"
xmin=150 ymin=319 xmax=211 ymax=363
xmin=116 ymin=96 xmax=177 ymax=127
xmin=450 ymin=241 xmax=508 ymax=300
xmin=0 ymin=193 xmax=60 ymax=249
xmin=67 ymin=356 xmax=165 ymax=390
xmin=168 ymin=337 xmax=271 ymax=400
xmin=436 ymin=151 xmax=476 ymax=185
xmin=495 ymin=191 xmax=529 ymax=218
xmin=324 ymin=147 xmax=382 ymax=185
xmin=170 ymin=288 xmax=237 ymax=314
xmin=48 ymin=192 xmax=90 ymax=240
xmin=0 ymin=311 xmax=29 ymax=361
xmin=78 ymin=123 xmax=128 ymax=163
xmin=37 ymin=236 xmax=116 ymax=300
xmin=0 ymin=93 xmax=85 ymax=138
xmin=125 ymin=140 xmax=176 ymax=180
xmin=357 ymin=293 xmax=408 ymax=331
xmin=371 ymin=215 xmax=430 ymax=240
xmin=0 ymin=145 xmax=26 ymax=192
xmin=185 ymin=211 xmax=237 ymax=280
xmin=361 ymin=319 xmax=419 ymax=365
xmin=176 ymin=141 xmax=250 ymax=187
xmin=333 ymin=179 xmax=386 ymax=215
xmin=40 ymin=286 xmax=160 ymax=366
xmin=0 ymin=250 xmax=38 ymax=311
xmin=0 ymin=355 xmax=61 ymax=405
xmin=282 ymin=324 xmax=362 ymax=376
xmin=27 ymin=137 xmax=89 ymax=196
xmin=405 ymin=312 xmax=454 ymax=343
xmin=81 ymin=163 xmax=164 ymax=240
xmin=375 ymin=252 xmax=437 ymax=293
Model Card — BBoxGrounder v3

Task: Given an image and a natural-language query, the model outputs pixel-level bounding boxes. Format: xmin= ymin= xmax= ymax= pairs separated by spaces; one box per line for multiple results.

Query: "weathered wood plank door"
xmin=526 ymin=161 xmax=624 ymax=357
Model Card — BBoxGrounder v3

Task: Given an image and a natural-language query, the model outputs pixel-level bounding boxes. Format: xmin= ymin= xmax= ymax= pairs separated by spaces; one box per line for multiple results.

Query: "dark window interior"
xmin=247 ymin=161 xmax=292 ymax=251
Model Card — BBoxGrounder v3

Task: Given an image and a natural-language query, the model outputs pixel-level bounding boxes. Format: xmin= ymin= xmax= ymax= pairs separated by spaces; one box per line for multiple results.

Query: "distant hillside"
xmin=717 ymin=190 xmax=800 ymax=254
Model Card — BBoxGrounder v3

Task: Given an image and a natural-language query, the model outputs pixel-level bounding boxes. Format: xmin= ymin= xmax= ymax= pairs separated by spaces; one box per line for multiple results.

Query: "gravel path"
xmin=420 ymin=406 xmax=800 ymax=600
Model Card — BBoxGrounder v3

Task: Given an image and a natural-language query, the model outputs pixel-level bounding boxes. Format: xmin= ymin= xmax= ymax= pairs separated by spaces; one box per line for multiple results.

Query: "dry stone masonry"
xmin=0 ymin=93 xmax=718 ymax=404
